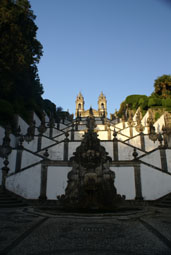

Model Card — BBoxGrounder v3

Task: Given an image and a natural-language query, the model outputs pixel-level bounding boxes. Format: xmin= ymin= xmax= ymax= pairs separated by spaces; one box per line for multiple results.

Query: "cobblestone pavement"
xmin=0 ymin=206 xmax=171 ymax=255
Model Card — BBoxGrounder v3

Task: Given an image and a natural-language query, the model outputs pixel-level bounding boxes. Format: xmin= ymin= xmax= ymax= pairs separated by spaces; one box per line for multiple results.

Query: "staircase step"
xmin=0 ymin=203 xmax=27 ymax=208
xmin=0 ymin=189 xmax=28 ymax=208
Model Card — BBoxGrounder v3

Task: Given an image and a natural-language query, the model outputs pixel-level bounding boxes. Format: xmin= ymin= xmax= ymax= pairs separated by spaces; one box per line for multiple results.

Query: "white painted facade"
xmin=46 ymin=166 xmax=71 ymax=199
xmin=141 ymin=164 xmax=171 ymax=200
xmin=112 ymin=166 xmax=135 ymax=200
xmin=6 ymin=164 xmax=41 ymax=199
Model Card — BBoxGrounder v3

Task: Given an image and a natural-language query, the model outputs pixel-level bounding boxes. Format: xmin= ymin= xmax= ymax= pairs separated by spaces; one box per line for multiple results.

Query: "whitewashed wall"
xmin=78 ymin=125 xmax=86 ymax=130
xmin=17 ymin=116 xmax=29 ymax=135
xmin=21 ymin=150 xmax=42 ymax=169
xmin=140 ymin=150 xmax=161 ymax=169
xmin=111 ymin=166 xmax=135 ymax=200
xmin=119 ymin=128 xmax=130 ymax=137
xmin=142 ymin=111 xmax=149 ymax=126
xmin=74 ymin=131 xmax=84 ymax=140
xmin=97 ymin=131 xmax=108 ymax=140
xmin=97 ymin=125 xmax=105 ymax=131
xmin=10 ymin=133 xmax=16 ymax=148
xmin=118 ymin=142 xmax=144 ymax=160
xmin=52 ymin=128 xmax=63 ymax=138
xmin=141 ymin=164 xmax=171 ymax=200
xmin=6 ymin=164 xmax=41 ymax=199
xmin=54 ymin=133 xmax=66 ymax=142
xmin=126 ymin=136 xmax=141 ymax=149
xmin=41 ymin=137 xmax=56 ymax=150
xmin=23 ymin=137 xmax=38 ymax=152
xmin=68 ymin=142 xmax=81 ymax=159
xmin=115 ymin=122 xmax=124 ymax=130
xmin=46 ymin=166 xmax=72 ymax=199
xmin=101 ymin=142 xmax=113 ymax=160
xmin=144 ymin=136 xmax=159 ymax=152
xmin=132 ymin=128 xmax=139 ymax=137
xmin=154 ymin=114 xmax=165 ymax=133
xmin=60 ymin=123 xmax=67 ymax=130
xmin=39 ymin=143 xmax=64 ymax=160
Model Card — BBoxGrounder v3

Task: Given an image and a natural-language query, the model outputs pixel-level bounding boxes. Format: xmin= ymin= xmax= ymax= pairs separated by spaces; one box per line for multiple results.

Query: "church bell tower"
xmin=98 ymin=92 xmax=107 ymax=117
xmin=75 ymin=92 xmax=85 ymax=117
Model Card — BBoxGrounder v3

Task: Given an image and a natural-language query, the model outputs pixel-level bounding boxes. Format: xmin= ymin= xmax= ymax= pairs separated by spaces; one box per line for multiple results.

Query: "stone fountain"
xmin=58 ymin=108 xmax=123 ymax=211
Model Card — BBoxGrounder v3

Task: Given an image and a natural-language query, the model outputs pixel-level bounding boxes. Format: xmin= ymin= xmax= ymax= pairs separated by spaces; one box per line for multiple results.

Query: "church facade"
xmin=0 ymin=93 xmax=171 ymax=203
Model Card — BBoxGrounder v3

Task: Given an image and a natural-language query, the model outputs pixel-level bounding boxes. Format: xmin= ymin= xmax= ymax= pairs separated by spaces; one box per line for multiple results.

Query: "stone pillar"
xmin=129 ymin=126 xmax=133 ymax=138
xmin=113 ymin=133 xmax=119 ymax=161
xmin=64 ymin=137 xmax=69 ymax=161
xmin=49 ymin=127 xmax=53 ymax=138
xmin=134 ymin=163 xmax=143 ymax=200
xmin=15 ymin=148 xmax=23 ymax=172
xmin=39 ymin=164 xmax=48 ymax=200
xmin=108 ymin=128 xmax=111 ymax=140
xmin=37 ymin=135 xmax=42 ymax=151
xmin=160 ymin=148 xmax=168 ymax=172
xmin=15 ymin=136 xmax=24 ymax=172
xmin=140 ymin=132 xmax=145 ymax=151
xmin=71 ymin=123 xmax=74 ymax=141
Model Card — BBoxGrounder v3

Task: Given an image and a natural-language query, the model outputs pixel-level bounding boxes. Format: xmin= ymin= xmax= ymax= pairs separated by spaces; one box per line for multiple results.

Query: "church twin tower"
xmin=75 ymin=92 xmax=107 ymax=118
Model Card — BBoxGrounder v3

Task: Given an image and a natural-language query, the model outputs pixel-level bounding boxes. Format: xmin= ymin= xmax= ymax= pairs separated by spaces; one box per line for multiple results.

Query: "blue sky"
xmin=29 ymin=0 xmax=171 ymax=116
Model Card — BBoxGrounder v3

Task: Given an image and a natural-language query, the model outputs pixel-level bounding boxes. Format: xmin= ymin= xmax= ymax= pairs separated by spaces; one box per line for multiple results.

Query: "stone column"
xmin=113 ymin=130 xmax=119 ymax=161
xmin=134 ymin=163 xmax=143 ymax=200
xmin=140 ymin=132 xmax=145 ymax=151
xmin=15 ymin=148 xmax=23 ymax=172
xmin=129 ymin=126 xmax=133 ymax=138
xmin=15 ymin=136 xmax=24 ymax=172
xmin=64 ymin=134 xmax=69 ymax=161
xmin=37 ymin=135 xmax=42 ymax=151
xmin=160 ymin=148 xmax=168 ymax=172
xmin=71 ymin=123 xmax=74 ymax=141
xmin=39 ymin=164 xmax=48 ymax=200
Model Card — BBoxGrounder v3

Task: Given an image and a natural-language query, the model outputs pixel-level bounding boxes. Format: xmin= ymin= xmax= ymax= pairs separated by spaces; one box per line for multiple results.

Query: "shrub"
xmin=162 ymin=98 xmax=171 ymax=107
xmin=148 ymin=97 xmax=162 ymax=107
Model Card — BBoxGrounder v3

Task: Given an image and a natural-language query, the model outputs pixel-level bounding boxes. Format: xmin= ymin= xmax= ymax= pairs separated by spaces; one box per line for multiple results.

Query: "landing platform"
xmin=0 ymin=205 xmax=171 ymax=254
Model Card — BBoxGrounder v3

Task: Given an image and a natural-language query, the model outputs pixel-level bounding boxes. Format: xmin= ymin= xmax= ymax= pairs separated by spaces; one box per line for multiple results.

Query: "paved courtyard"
xmin=0 ymin=206 xmax=171 ymax=255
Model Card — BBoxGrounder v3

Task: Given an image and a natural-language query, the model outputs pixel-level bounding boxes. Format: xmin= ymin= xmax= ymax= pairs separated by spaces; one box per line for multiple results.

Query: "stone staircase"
xmin=0 ymin=188 xmax=28 ymax=208
xmin=154 ymin=193 xmax=171 ymax=208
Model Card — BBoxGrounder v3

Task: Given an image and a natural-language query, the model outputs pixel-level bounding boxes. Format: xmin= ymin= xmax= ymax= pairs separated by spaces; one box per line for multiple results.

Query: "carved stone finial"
xmin=86 ymin=115 xmax=96 ymax=131
xmin=2 ymin=156 xmax=10 ymax=191
xmin=132 ymin=148 xmax=138 ymax=159
xmin=127 ymin=110 xmax=134 ymax=127
xmin=0 ymin=126 xmax=12 ymax=158
xmin=43 ymin=149 xmax=49 ymax=158
xmin=149 ymin=125 xmax=158 ymax=143
xmin=135 ymin=109 xmax=144 ymax=133
xmin=65 ymin=131 xmax=69 ymax=141
xmin=18 ymin=135 xmax=24 ymax=149
xmin=158 ymin=133 xmax=163 ymax=148
xmin=113 ymin=129 xmax=117 ymax=140
xmin=25 ymin=121 xmax=35 ymax=142
xmin=38 ymin=119 xmax=47 ymax=135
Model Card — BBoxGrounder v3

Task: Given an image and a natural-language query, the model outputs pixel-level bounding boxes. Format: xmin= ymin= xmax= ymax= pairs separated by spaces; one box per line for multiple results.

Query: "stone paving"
xmin=0 ymin=206 xmax=171 ymax=255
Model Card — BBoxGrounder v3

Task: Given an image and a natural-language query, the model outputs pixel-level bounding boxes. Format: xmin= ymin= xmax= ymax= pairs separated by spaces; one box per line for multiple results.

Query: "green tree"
xmin=0 ymin=0 xmax=43 ymax=121
xmin=153 ymin=75 xmax=171 ymax=98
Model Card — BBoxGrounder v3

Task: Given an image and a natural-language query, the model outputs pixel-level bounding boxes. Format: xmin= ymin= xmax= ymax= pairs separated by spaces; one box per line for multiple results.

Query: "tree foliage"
xmin=0 ymin=0 xmax=43 ymax=121
xmin=117 ymin=74 xmax=171 ymax=118
xmin=154 ymin=75 xmax=171 ymax=98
